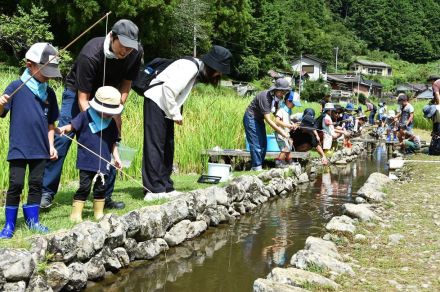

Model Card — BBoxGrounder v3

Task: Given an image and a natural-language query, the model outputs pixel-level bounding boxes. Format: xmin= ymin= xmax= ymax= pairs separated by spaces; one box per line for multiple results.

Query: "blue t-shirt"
xmin=71 ymin=111 xmax=118 ymax=174
xmin=1 ymin=80 xmax=59 ymax=161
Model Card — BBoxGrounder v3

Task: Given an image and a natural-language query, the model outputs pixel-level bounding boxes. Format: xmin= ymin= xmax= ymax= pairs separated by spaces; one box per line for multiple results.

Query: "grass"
xmin=335 ymin=152 xmax=440 ymax=291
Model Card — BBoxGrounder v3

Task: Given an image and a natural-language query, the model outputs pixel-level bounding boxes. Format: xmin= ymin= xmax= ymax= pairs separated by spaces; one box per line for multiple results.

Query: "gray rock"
xmin=123 ymin=238 xmax=138 ymax=261
xmin=164 ymin=220 xmax=208 ymax=246
xmin=96 ymin=246 xmax=121 ymax=272
xmin=212 ymin=186 xmax=229 ymax=206
xmin=225 ymin=176 xmax=250 ymax=201
xmin=304 ymin=236 xmax=342 ymax=261
xmin=47 ymin=230 xmax=78 ymax=262
xmin=290 ymin=249 xmax=355 ymax=276
xmin=29 ymin=236 xmax=48 ymax=264
xmin=26 ymin=275 xmax=53 ymax=292
xmin=161 ymin=198 xmax=190 ymax=228
xmin=265 ymin=185 xmax=276 ymax=197
xmin=343 ymin=203 xmax=379 ymax=221
xmin=354 ymin=234 xmax=367 ymax=242
xmin=298 ymin=173 xmax=309 ymax=184
xmin=268 ymin=267 xmax=339 ymax=290
xmin=363 ymin=172 xmax=392 ymax=189
xmin=326 ymin=215 xmax=356 ymax=235
xmin=73 ymin=221 xmax=107 ymax=261
xmin=233 ymin=202 xmax=246 ymax=214
xmin=388 ymin=234 xmax=404 ymax=245
xmin=355 ymin=197 xmax=366 ymax=204
xmin=137 ymin=205 xmax=168 ymax=241
xmin=113 ymin=247 xmax=130 ymax=268
xmin=253 ymin=278 xmax=307 ymax=292
xmin=99 ymin=214 xmax=127 ymax=249
xmin=4 ymin=281 xmax=26 ymax=292
xmin=257 ymin=169 xmax=284 ymax=182
xmin=65 ymin=262 xmax=87 ymax=291
xmin=0 ymin=249 xmax=35 ymax=281
xmin=134 ymin=238 xmax=169 ymax=260
xmin=120 ymin=210 xmax=141 ymax=238
xmin=216 ymin=205 xmax=232 ymax=223
xmin=45 ymin=262 xmax=69 ymax=292
xmin=335 ymin=159 xmax=347 ymax=165
xmin=85 ymin=255 xmax=105 ymax=281
xmin=357 ymin=183 xmax=387 ymax=202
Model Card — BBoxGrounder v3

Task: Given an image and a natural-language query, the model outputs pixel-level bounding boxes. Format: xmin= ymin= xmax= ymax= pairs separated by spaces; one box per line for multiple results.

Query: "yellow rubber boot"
xmin=93 ymin=199 xmax=105 ymax=221
xmin=70 ymin=200 xmax=85 ymax=223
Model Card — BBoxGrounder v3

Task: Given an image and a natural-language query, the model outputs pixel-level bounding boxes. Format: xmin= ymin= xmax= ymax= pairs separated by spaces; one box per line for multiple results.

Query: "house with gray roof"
xmin=349 ymin=60 xmax=392 ymax=77
xmin=292 ymin=54 xmax=327 ymax=81
xmin=327 ymin=73 xmax=383 ymax=97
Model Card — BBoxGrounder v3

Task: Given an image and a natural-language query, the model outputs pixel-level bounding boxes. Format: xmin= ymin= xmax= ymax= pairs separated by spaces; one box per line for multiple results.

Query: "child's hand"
xmin=321 ymin=156 xmax=329 ymax=165
xmin=50 ymin=146 xmax=58 ymax=160
xmin=56 ymin=126 xmax=66 ymax=136
xmin=0 ymin=94 xmax=10 ymax=106
xmin=114 ymin=157 xmax=122 ymax=170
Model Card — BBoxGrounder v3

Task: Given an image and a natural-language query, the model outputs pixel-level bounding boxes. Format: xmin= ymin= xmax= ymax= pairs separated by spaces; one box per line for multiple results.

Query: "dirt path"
xmin=336 ymin=153 xmax=440 ymax=291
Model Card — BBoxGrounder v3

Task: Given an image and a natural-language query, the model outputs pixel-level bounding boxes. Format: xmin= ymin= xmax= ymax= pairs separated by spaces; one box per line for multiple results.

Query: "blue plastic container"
xmin=245 ymin=134 xmax=280 ymax=152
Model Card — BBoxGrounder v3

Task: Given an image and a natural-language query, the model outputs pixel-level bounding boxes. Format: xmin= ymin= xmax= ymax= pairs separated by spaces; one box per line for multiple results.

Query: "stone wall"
xmin=0 ymin=164 xmax=306 ymax=292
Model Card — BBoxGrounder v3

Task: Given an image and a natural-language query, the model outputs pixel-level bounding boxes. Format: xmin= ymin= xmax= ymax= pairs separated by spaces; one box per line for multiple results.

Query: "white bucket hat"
xmin=323 ymin=102 xmax=335 ymax=111
xmin=89 ymin=86 xmax=124 ymax=115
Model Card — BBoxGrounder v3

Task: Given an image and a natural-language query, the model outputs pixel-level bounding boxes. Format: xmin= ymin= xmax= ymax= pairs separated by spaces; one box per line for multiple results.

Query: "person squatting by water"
xmin=40 ymin=19 xmax=143 ymax=210
xmin=423 ymin=104 xmax=440 ymax=155
xmin=243 ymin=78 xmax=292 ymax=171
xmin=0 ymin=43 xmax=62 ymax=239
xmin=142 ymin=45 xmax=232 ymax=200
xmin=394 ymin=94 xmax=414 ymax=143
xmin=56 ymin=86 xmax=123 ymax=223
xmin=274 ymin=90 xmax=302 ymax=167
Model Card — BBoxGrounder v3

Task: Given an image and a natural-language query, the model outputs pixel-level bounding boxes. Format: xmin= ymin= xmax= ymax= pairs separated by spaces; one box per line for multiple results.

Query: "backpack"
xmin=132 ymin=56 xmax=199 ymax=96
xmin=314 ymin=113 xmax=325 ymax=130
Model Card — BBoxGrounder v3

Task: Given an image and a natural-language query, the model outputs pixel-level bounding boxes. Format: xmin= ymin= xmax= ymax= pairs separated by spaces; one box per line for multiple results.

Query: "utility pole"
xmin=193 ymin=0 xmax=197 ymax=57
xmin=334 ymin=47 xmax=339 ymax=73
xmin=298 ymin=53 xmax=302 ymax=99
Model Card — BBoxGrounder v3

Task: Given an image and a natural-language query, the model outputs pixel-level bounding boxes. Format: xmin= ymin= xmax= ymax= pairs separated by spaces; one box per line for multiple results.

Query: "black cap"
xmin=300 ymin=115 xmax=317 ymax=129
xmin=201 ymin=45 xmax=232 ymax=75
xmin=112 ymin=19 xmax=139 ymax=50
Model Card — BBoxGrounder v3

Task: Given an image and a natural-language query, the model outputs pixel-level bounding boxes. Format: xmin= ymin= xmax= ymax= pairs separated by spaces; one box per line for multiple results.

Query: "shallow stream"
xmin=88 ymin=150 xmax=387 ymax=292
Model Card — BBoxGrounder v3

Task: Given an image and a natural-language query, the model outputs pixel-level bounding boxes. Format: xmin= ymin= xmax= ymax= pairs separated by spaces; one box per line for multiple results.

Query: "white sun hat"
xmin=89 ymin=86 xmax=124 ymax=115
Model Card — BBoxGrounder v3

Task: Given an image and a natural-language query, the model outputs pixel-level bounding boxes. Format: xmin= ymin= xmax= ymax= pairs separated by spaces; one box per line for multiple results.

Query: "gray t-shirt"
xmin=246 ymin=90 xmax=274 ymax=121
xmin=400 ymin=103 xmax=414 ymax=126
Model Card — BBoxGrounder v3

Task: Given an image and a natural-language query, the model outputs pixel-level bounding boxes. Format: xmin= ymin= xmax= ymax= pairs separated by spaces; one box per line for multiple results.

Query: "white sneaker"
xmin=251 ymin=165 xmax=263 ymax=171
xmin=166 ymin=190 xmax=182 ymax=197
xmin=143 ymin=192 xmax=168 ymax=202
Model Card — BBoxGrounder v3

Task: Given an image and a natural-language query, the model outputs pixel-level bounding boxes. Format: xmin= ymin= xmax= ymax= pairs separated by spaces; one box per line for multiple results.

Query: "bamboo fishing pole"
xmin=6 ymin=12 xmax=112 ymax=99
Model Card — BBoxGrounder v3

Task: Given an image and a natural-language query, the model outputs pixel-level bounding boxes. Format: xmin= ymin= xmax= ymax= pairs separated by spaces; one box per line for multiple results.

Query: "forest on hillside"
xmin=0 ymin=0 xmax=439 ymax=81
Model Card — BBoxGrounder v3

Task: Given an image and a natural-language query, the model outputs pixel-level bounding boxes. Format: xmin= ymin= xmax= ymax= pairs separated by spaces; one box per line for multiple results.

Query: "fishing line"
xmin=62 ymin=134 xmax=152 ymax=193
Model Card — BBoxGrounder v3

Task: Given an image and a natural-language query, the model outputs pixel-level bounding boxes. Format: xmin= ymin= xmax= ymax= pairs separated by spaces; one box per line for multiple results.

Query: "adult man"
xmin=428 ymin=75 xmax=440 ymax=105
xmin=142 ymin=45 xmax=232 ymax=200
xmin=41 ymin=19 xmax=143 ymax=209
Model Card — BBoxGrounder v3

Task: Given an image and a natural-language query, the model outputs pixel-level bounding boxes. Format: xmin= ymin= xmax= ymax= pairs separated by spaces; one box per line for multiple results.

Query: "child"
xmin=394 ymin=94 xmax=414 ymax=142
xmin=377 ymin=102 xmax=386 ymax=122
xmin=342 ymin=103 xmax=355 ymax=147
xmin=399 ymin=130 xmax=421 ymax=154
xmin=57 ymin=86 xmax=122 ymax=222
xmin=385 ymin=110 xmax=398 ymax=141
xmin=0 ymin=43 xmax=61 ymax=238
xmin=274 ymin=91 xmax=300 ymax=167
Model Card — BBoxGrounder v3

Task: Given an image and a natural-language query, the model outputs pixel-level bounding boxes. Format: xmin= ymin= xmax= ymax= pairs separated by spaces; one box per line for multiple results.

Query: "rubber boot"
xmin=0 ymin=206 xmax=18 ymax=239
xmin=70 ymin=200 xmax=85 ymax=223
xmin=93 ymin=199 xmax=105 ymax=221
xmin=22 ymin=204 xmax=49 ymax=233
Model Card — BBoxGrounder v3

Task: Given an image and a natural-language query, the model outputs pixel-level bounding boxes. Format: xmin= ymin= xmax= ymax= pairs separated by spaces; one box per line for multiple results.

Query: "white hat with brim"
xmin=89 ymin=86 xmax=124 ymax=115
xmin=323 ymin=102 xmax=335 ymax=111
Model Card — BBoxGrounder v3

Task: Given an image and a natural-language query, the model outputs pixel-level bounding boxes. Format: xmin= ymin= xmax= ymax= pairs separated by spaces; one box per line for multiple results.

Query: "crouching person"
xmin=0 ymin=43 xmax=62 ymax=238
xmin=57 ymin=86 xmax=122 ymax=222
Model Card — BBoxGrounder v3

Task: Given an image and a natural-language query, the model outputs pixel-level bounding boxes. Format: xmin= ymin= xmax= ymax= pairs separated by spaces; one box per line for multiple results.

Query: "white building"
xmin=349 ymin=60 xmax=392 ymax=77
xmin=291 ymin=54 xmax=327 ymax=81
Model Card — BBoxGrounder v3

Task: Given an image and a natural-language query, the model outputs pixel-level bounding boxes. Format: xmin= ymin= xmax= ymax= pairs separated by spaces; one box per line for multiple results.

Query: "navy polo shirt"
xmin=71 ymin=111 xmax=118 ymax=174
xmin=1 ymin=80 xmax=59 ymax=161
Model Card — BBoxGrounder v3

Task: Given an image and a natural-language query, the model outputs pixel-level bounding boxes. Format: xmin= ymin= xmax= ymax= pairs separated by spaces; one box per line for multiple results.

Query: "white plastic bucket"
xmin=388 ymin=158 xmax=404 ymax=170
xmin=207 ymin=163 xmax=231 ymax=182
xmin=118 ymin=144 xmax=137 ymax=168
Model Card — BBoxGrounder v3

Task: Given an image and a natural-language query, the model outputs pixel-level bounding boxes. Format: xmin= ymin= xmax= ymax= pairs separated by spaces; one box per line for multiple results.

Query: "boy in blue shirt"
xmin=57 ymin=86 xmax=122 ymax=222
xmin=0 ymin=43 xmax=61 ymax=238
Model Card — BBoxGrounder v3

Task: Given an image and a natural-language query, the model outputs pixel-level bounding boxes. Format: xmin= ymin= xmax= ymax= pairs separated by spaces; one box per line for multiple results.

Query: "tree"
xmin=0 ymin=5 xmax=53 ymax=63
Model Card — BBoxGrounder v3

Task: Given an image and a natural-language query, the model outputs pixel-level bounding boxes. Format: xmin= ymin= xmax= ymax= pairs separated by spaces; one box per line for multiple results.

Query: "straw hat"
xmin=89 ymin=86 xmax=124 ymax=115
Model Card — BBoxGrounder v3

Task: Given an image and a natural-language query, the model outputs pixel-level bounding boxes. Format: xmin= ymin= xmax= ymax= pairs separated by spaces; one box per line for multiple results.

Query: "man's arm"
xmin=119 ymin=79 xmax=132 ymax=105
xmin=78 ymin=90 xmax=91 ymax=112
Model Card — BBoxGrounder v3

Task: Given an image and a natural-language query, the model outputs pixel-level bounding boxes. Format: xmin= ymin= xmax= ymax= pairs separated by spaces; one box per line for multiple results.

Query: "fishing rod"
xmin=6 ymin=12 xmax=112 ymax=100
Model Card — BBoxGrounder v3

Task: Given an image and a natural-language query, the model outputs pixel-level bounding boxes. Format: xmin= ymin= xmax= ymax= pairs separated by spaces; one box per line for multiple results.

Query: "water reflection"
xmin=90 ymin=155 xmax=387 ymax=292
